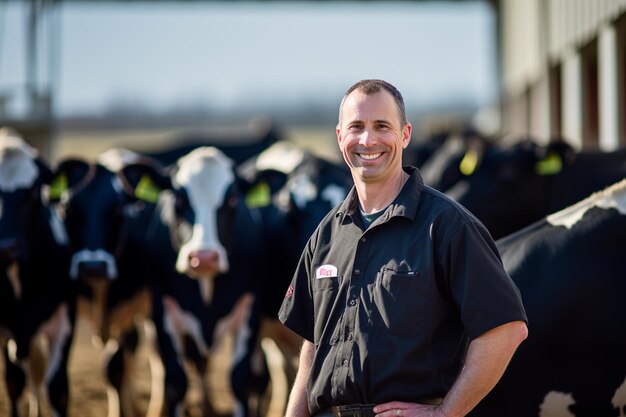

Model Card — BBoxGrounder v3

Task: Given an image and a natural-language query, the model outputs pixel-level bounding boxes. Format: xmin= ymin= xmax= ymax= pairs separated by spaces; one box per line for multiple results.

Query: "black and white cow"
xmin=469 ymin=179 xmax=626 ymax=417
xmin=237 ymin=141 xmax=353 ymax=413
xmin=237 ymin=141 xmax=353 ymax=320
xmin=0 ymin=128 xmax=74 ymax=417
xmin=52 ymin=149 xmax=172 ymax=417
xmin=444 ymin=139 xmax=626 ymax=239
xmin=154 ymin=146 xmax=272 ymax=417
xmin=55 ymin=145 xmax=279 ymax=417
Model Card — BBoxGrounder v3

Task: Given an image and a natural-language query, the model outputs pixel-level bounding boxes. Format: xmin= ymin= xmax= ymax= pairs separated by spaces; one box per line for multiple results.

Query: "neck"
xmin=356 ymin=169 xmax=407 ymax=214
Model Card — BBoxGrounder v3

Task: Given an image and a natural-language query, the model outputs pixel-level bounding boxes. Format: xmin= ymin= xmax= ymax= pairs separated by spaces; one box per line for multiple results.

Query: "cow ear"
xmin=48 ymin=158 xmax=91 ymax=202
xmin=120 ymin=163 xmax=172 ymax=203
xmin=244 ymin=180 xmax=272 ymax=208
xmin=534 ymin=141 xmax=574 ymax=176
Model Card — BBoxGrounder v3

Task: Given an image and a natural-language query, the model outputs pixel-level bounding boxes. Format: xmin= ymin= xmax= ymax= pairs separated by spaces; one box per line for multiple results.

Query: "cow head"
xmin=445 ymin=139 xmax=576 ymax=239
xmin=275 ymin=153 xmax=351 ymax=252
xmin=171 ymin=146 xmax=238 ymax=279
xmin=53 ymin=149 xmax=170 ymax=281
xmin=0 ymin=128 xmax=63 ymax=266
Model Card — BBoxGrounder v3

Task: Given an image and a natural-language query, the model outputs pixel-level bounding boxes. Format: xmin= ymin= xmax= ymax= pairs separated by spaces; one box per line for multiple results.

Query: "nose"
xmin=188 ymin=249 xmax=220 ymax=277
xmin=357 ymin=127 xmax=377 ymax=146
xmin=77 ymin=260 xmax=109 ymax=280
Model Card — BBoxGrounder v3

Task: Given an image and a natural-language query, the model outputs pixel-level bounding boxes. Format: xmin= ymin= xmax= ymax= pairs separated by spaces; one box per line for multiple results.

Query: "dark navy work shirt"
xmin=278 ymin=166 xmax=527 ymax=414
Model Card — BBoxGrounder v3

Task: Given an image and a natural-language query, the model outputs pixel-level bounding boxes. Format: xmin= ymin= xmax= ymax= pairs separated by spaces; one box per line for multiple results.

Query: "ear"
xmin=48 ymin=159 xmax=92 ymax=202
xmin=336 ymin=124 xmax=345 ymax=150
xmin=402 ymin=122 xmax=412 ymax=149
xmin=120 ymin=163 xmax=172 ymax=203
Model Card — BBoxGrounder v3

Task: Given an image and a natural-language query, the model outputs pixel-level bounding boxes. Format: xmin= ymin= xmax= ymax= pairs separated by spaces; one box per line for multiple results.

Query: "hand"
xmin=373 ymin=401 xmax=444 ymax=417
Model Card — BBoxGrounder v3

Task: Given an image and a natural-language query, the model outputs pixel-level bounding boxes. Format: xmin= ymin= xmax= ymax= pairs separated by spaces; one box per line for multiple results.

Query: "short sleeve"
xmin=278 ymin=233 xmax=316 ymax=342
xmin=440 ymin=220 xmax=528 ymax=340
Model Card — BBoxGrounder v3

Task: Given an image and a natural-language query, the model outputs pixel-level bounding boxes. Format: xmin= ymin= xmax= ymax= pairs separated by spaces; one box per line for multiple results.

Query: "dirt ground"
xmin=0 ymin=316 xmax=293 ymax=417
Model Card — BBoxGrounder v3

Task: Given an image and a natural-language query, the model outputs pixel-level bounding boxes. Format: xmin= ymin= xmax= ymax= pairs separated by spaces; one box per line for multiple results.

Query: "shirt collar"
xmin=337 ymin=166 xmax=424 ymax=224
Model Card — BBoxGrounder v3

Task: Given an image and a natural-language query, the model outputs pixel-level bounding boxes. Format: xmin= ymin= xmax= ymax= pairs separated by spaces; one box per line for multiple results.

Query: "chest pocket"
xmin=369 ymin=268 xmax=430 ymax=337
xmin=312 ymin=276 xmax=340 ymax=345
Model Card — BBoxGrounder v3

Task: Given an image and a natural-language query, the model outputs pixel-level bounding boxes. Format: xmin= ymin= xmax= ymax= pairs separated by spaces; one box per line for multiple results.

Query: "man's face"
xmin=336 ymin=89 xmax=411 ymax=184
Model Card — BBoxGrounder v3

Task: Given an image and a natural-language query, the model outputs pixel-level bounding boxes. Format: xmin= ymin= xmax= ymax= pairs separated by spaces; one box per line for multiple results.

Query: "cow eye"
xmin=174 ymin=189 xmax=189 ymax=212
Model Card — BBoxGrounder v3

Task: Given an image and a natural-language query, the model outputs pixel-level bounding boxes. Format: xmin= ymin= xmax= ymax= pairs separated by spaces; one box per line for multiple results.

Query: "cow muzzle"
xmin=70 ymin=249 xmax=118 ymax=280
xmin=187 ymin=249 xmax=221 ymax=278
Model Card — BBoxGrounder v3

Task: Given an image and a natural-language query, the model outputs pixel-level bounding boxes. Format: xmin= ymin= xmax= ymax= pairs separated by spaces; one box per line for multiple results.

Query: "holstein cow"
xmin=55 ymin=146 xmax=274 ymax=417
xmin=0 ymin=128 xmax=74 ymax=417
xmin=52 ymin=149 xmax=172 ymax=417
xmin=469 ymin=180 xmax=626 ymax=417
xmin=445 ymin=139 xmax=626 ymax=239
xmin=156 ymin=146 xmax=272 ymax=417
xmin=238 ymin=141 xmax=353 ymax=414
xmin=237 ymin=140 xmax=353 ymax=319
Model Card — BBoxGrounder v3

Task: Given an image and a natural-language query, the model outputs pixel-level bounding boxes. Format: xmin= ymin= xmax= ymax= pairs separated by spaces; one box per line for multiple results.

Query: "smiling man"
xmin=278 ymin=79 xmax=528 ymax=417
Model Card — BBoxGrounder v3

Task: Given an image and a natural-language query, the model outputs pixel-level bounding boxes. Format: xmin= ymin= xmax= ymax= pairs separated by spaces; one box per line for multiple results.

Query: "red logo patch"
xmin=285 ymin=285 xmax=295 ymax=298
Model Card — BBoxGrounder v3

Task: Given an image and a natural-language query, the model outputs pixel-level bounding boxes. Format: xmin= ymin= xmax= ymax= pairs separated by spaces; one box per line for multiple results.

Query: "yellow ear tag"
xmin=134 ymin=174 xmax=160 ymax=203
xmin=49 ymin=173 xmax=68 ymax=200
xmin=245 ymin=181 xmax=271 ymax=208
xmin=459 ymin=149 xmax=479 ymax=176
xmin=535 ymin=152 xmax=562 ymax=175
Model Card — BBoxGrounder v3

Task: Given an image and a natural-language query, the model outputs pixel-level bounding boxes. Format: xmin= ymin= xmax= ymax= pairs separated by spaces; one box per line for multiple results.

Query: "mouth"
xmin=358 ymin=152 xmax=383 ymax=160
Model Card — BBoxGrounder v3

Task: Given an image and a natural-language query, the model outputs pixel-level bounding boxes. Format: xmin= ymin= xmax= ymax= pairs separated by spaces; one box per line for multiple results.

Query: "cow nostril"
xmin=189 ymin=250 xmax=219 ymax=269
xmin=78 ymin=260 xmax=109 ymax=279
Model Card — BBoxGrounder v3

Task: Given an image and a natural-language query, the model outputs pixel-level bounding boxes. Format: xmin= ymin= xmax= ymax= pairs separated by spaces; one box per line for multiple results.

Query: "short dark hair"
xmin=339 ymin=79 xmax=408 ymax=127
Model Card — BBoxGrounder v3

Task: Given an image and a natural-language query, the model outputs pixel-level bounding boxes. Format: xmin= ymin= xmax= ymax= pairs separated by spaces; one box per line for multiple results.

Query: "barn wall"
xmin=498 ymin=0 xmax=626 ymax=150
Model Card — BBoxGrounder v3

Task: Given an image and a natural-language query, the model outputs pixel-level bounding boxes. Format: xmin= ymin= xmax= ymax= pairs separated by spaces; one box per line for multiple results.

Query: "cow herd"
xmin=1 ymin=125 xmax=625 ymax=417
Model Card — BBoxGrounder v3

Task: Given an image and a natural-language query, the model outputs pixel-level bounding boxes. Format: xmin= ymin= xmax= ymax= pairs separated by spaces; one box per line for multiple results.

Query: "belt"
xmin=323 ymin=399 xmax=444 ymax=417
xmin=331 ymin=404 xmax=376 ymax=417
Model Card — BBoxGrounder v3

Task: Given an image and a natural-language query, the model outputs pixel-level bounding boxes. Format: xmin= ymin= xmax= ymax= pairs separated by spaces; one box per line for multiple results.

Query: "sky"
xmin=0 ymin=0 xmax=497 ymax=120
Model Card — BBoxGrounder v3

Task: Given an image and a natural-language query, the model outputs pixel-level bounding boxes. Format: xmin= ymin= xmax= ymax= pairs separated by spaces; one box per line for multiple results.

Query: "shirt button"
xmin=354 ymin=269 xmax=360 ymax=275
xmin=343 ymin=359 xmax=349 ymax=366
xmin=349 ymin=299 xmax=356 ymax=306
xmin=361 ymin=237 xmax=367 ymax=243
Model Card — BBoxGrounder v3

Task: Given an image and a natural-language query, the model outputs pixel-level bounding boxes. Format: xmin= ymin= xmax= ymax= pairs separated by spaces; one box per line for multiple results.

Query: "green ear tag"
xmin=49 ymin=173 xmax=68 ymax=200
xmin=535 ymin=152 xmax=562 ymax=175
xmin=134 ymin=174 xmax=160 ymax=203
xmin=459 ymin=149 xmax=479 ymax=176
xmin=245 ymin=181 xmax=271 ymax=208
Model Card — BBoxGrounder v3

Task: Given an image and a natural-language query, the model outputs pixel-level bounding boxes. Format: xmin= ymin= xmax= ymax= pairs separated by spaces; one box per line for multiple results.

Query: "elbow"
xmin=512 ymin=320 xmax=529 ymax=345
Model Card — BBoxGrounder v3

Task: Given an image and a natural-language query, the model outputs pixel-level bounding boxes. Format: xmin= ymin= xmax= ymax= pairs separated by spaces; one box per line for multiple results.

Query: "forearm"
xmin=438 ymin=320 xmax=528 ymax=417
xmin=285 ymin=339 xmax=316 ymax=417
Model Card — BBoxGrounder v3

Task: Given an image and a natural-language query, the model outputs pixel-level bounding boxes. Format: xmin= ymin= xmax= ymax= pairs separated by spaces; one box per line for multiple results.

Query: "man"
xmin=278 ymin=79 xmax=528 ymax=417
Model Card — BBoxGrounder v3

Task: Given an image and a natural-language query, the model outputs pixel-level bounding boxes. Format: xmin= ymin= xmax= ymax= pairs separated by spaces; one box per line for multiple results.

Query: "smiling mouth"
xmin=358 ymin=152 xmax=382 ymax=160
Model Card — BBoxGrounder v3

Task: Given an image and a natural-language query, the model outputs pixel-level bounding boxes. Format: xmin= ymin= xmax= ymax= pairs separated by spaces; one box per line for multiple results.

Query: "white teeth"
xmin=359 ymin=153 xmax=382 ymax=160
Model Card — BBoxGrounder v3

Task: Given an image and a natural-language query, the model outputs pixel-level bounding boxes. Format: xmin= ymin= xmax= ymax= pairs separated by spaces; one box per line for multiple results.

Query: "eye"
xmin=174 ymin=189 xmax=189 ymax=213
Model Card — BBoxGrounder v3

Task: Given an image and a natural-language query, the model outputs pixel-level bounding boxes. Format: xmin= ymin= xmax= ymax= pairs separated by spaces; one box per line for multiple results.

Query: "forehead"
xmin=341 ymin=89 xmax=400 ymax=124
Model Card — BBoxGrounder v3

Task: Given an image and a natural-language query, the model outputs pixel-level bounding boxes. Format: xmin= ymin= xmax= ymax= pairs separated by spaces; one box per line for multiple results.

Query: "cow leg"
xmin=2 ymin=340 xmax=26 ymax=417
xmin=105 ymin=326 xmax=144 ymax=417
xmin=260 ymin=319 xmax=303 ymax=417
xmin=103 ymin=338 xmax=124 ymax=417
xmin=152 ymin=294 xmax=188 ymax=417
xmin=229 ymin=295 xmax=269 ymax=417
xmin=43 ymin=303 xmax=74 ymax=417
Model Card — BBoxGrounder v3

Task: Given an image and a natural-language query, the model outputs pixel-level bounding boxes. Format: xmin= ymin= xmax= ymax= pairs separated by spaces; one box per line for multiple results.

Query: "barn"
xmin=496 ymin=0 xmax=626 ymax=150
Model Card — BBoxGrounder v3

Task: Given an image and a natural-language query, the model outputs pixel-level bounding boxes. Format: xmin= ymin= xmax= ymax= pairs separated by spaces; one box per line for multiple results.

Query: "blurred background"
xmin=3 ymin=2 xmax=626 ymax=417
xmin=0 ymin=0 xmax=498 ymax=163
xmin=4 ymin=0 xmax=626 ymax=163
